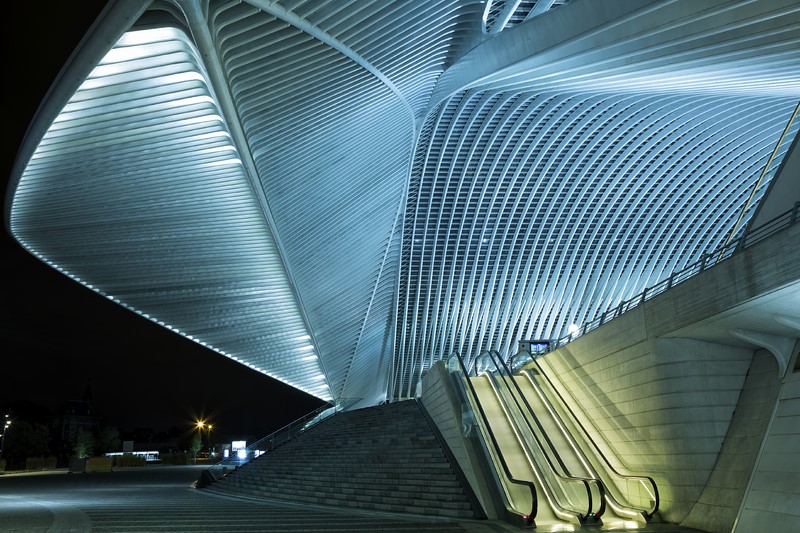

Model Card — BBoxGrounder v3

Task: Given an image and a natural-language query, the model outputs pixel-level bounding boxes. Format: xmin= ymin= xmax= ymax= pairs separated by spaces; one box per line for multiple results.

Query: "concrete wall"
xmin=533 ymin=223 xmax=800 ymax=527
xmin=539 ymin=337 xmax=753 ymax=523
xmin=420 ymin=361 xmax=501 ymax=519
xmin=733 ymin=342 xmax=800 ymax=533
xmin=682 ymin=350 xmax=781 ymax=532
xmin=644 ymin=223 xmax=800 ymax=340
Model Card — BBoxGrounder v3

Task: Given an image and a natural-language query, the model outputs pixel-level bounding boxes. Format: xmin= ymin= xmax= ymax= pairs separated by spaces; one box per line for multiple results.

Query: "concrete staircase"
xmin=202 ymin=400 xmax=478 ymax=519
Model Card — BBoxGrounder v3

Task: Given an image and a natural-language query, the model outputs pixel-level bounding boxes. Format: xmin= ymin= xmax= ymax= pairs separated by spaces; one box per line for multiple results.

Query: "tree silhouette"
xmin=74 ymin=429 xmax=95 ymax=459
xmin=4 ymin=421 xmax=50 ymax=467
xmin=94 ymin=425 xmax=121 ymax=456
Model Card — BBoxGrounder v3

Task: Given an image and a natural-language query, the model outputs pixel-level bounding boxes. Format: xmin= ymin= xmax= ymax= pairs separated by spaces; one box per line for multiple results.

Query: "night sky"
xmin=1 ymin=2 xmax=326 ymax=439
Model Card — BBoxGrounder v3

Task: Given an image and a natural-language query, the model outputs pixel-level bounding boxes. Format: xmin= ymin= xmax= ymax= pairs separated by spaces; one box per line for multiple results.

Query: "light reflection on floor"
xmin=530 ymin=518 xmax=698 ymax=532
xmin=0 ymin=467 xmax=708 ymax=533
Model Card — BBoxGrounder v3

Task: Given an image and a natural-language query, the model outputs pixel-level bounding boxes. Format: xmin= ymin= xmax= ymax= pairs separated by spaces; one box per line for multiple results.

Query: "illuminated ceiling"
xmin=5 ymin=0 xmax=800 ymax=406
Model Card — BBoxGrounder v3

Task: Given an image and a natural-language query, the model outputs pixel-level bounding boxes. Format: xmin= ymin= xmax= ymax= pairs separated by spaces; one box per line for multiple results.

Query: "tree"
xmin=3 ymin=421 xmax=50 ymax=466
xmin=74 ymin=429 xmax=95 ymax=459
xmin=94 ymin=426 xmax=120 ymax=456
xmin=189 ymin=433 xmax=202 ymax=463
xmin=2 ymin=420 xmax=51 ymax=469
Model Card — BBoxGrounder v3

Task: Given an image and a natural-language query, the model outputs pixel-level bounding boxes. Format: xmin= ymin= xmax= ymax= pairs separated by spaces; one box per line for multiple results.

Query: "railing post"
xmin=558 ymin=204 xmax=796 ymax=351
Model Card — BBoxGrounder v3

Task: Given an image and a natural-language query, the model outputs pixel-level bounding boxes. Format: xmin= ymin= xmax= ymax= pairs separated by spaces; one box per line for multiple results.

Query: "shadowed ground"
xmin=0 ymin=465 xmax=706 ymax=532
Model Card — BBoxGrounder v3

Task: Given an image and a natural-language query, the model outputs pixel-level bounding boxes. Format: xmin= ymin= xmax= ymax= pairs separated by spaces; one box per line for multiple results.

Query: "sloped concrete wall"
xmin=734 ymin=342 xmax=800 ymax=533
xmin=644 ymin=223 xmax=799 ymax=340
xmin=682 ymin=350 xmax=781 ymax=532
xmin=421 ymin=362 xmax=501 ymax=519
xmin=539 ymin=337 xmax=753 ymax=523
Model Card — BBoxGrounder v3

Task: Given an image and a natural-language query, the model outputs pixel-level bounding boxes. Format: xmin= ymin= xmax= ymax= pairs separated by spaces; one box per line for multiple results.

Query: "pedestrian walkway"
xmin=0 ymin=465 xmax=705 ymax=532
xmin=0 ymin=465 xmax=515 ymax=532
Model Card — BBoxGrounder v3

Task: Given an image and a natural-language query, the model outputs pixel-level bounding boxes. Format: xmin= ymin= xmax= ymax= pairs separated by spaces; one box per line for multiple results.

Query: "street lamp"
xmin=0 ymin=414 xmax=11 ymax=462
xmin=194 ymin=420 xmax=214 ymax=458
xmin=194 ymin=420 xmax=205 ymax=462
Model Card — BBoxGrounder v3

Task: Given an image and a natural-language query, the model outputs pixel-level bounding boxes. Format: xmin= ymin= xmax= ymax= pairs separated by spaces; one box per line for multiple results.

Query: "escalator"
xmin=447 ymin=353 xmax=538 ymax=527
xmin=472 ymin=372 xmax=602 ymax=526
xmin=449 ymin=352 xmax=603 ymax=528
xmin=476 ymin=351 xmax=605 ymax=526
xmin=448 ymin=348 xmax=659 ymax=529
xmin=518 ymin=353 xmax=660 ymax=523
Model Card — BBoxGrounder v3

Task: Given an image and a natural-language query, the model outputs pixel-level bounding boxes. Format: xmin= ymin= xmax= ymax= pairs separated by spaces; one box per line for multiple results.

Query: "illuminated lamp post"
xmin=194 ymin=420 xmax=205 ymax=463
xmin=0 ymin=414 xmax=11 ymax=462
xmin=194 ymin=420 xmax=215 ymax=457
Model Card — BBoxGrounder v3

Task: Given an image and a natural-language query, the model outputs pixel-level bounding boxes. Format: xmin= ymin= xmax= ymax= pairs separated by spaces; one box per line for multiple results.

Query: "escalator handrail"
xmin=483 ymin=370 xmax=598 ymax=523
xmin=451 ymin=351 xmax=538 ymax=524
xmin=487 ymin=350 xmax=605 ymax=522
xmin=490 ymin=350 xmax=572 ymax=476
xmin=518 ymin=365 xmax=642 ymax=519
xmin=528 ymin=354 xmax=660 ymax=519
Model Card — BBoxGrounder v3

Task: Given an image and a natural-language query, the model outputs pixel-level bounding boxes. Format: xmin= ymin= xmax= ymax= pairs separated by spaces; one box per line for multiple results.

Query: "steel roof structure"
xmin=5 ymin=0 xmax=800 ymax=408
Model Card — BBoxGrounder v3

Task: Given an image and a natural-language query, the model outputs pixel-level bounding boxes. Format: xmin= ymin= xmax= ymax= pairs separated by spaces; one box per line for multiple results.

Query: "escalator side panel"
xmin=470 ymin=376 xmax=562 ymax=523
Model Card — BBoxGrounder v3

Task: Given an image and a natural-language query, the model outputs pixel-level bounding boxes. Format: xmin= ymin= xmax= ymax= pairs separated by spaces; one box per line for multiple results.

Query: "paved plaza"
xmin=0 ymin=465 xmax=706 ymax=532
xmin=0 ymin=465 xmax=516 ymax=532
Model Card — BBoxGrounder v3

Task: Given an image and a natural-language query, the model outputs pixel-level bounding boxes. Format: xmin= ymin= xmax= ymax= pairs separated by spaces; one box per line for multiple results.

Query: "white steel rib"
xmin=5 ymin=0 xmax=800 ymax=406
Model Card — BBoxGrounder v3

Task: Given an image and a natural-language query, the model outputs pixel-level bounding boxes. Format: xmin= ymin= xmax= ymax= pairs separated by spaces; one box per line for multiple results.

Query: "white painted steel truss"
xmin=6 ymin=0 xmax=800 ymax=406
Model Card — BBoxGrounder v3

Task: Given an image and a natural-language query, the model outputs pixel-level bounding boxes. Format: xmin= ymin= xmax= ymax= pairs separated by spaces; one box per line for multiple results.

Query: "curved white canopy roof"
xmin=6 ymin=0 xmax=800 ymax=407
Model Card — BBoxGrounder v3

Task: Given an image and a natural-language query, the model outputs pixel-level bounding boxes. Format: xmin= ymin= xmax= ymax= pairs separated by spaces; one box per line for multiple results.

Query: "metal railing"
xmin=551 ymin=202 xmax=800 ymax=349
xmin=448 ymin=351 xmax=538 ymax=526
xmin=525 ymin=352 xmax=659 ymax=520
xmin=480 ymin=350 xmax=604 ymax=525
xmin=201 ymin=402 xmax=337 ymax=482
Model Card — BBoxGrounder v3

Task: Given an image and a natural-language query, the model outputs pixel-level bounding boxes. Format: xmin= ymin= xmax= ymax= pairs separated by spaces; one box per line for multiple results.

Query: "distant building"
xmin=51 ymin=385 xmax=101 ymax=447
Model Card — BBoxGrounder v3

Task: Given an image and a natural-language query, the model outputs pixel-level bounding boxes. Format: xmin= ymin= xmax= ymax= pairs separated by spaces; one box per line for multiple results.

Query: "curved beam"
xmin=428 ymin=0 xmax=660 ymax=105
xmin=246 ymin=0 xmax=415 ymax=127
xmin=729 ymin=328 xmax=796 ymax=377
xmin=4 ymin=0 xmax=152 ymax=222
xmin=176 ymin=0 xmax=335 ymax=400
xmin=428 ymin=0 xmax=800 ymax=107
xmin=774 ymin=313 xmax=800 ymax=335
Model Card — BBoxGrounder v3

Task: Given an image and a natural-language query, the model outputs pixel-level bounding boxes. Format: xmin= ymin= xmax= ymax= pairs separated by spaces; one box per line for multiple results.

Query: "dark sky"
xmin=1 ymin=2 xmax=326 ymax=439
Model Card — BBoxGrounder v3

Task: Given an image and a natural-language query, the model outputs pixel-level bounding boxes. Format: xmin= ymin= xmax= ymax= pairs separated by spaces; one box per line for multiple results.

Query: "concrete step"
xmin=205 ymin=484 xmax=471 ymax=518
xmin=202 ymin=400 xmax=475 ymax=520
xmin=220 ymin=480 xmax=469 ymax=504
xmin=224 ymin=477 xmax=467 ymax=496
